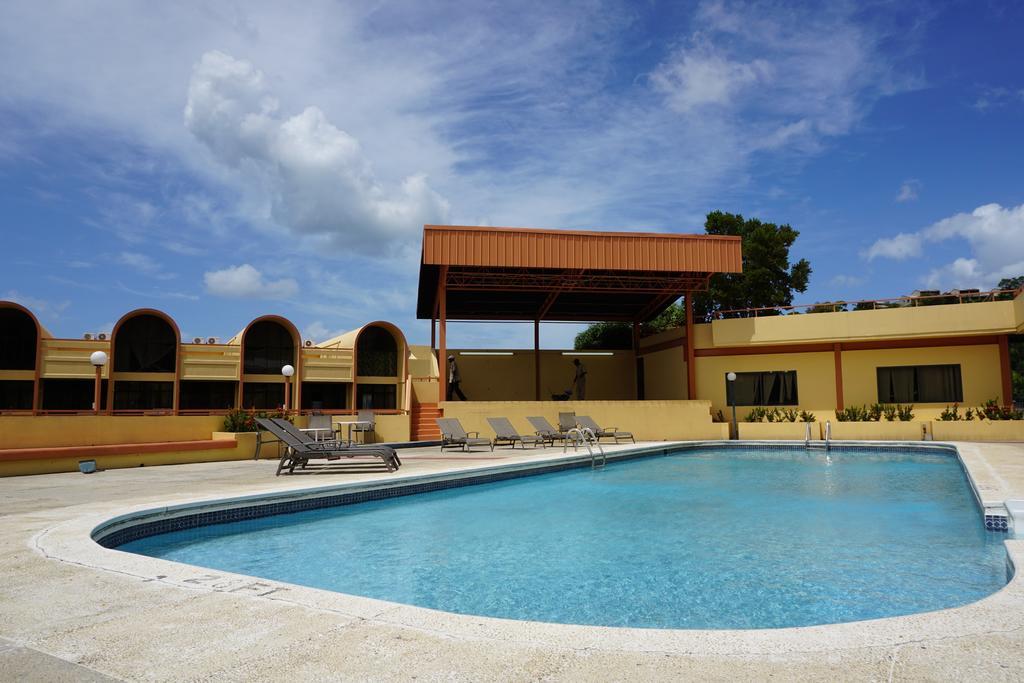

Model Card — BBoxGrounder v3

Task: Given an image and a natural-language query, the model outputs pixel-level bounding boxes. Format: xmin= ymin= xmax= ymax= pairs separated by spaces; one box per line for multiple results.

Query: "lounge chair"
xmin=527 ymin=416 xmax=570 ymax=446
xmin=436 ymin=417 xmax=493 ymax=452
xmin=487 ymin=417 xmax=546 ymax=449
xmin=256 ymin=418 xmax=401 ymax=475
xmin=558 ymin=412 xmax=578 ymax=432
xmin=576 ymin=415 xmax=635 ymax=444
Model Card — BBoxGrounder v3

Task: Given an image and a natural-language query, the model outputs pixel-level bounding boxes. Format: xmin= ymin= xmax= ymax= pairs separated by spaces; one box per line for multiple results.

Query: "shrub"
xmin=938 ymin=404 xmax=961 ymax=421
xmin=222 ymin=408 xmax=293 ymax=432
xmin=745 ymin=407 xmax=769 ymax=422
xmin=798 ymin=410 xmax=816 ymax=423
xmin=835 ymin=404 xmax=912 ymax=422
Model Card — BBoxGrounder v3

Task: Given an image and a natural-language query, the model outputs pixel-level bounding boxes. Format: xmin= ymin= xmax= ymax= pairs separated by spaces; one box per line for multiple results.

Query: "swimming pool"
xmin=116 ymin=446 xmax=1009 ymax=629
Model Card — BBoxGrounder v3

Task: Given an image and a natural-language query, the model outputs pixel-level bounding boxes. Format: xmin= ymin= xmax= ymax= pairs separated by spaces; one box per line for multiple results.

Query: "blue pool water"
xmin=119 ymin=447 xmax=1009 ymax=629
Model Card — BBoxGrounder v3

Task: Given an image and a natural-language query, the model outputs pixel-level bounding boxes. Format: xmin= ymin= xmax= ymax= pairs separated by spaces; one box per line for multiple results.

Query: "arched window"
xmin=113 ymin=315 xmax=177 ymax=372
xmin=244 ymin=320 xmax=295 ymax=374
xmin=0 ymin=307 xmax=38 ymax=370
xmin=357 ymin=326 xmax=398 ymax=376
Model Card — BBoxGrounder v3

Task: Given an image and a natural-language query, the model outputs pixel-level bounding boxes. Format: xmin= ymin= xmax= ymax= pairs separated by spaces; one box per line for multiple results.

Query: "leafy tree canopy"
xmin=693 ymin=211 xmax=811 ymax=321
xmin=574 ymin=211 xmax=811 ymax=348
xmin=998 ymin=275 xmax=1024 ymax=292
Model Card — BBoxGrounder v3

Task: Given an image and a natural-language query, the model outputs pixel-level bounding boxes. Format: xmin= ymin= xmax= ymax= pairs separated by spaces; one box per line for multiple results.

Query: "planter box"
xmin=738 ymin=422 xmax=817 ymax=440
xmin=931 ymin=421 xmax=1024 ymax=443
xmin=829 ymin=421 xmax=926 ymax=441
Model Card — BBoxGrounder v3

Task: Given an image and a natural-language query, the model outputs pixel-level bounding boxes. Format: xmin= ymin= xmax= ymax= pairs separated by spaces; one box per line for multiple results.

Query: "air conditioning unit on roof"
xmin=304 ymin=340 xmax=313 ymax=347
xmin=193 ymin=337 xmax=203 ymax=344
xmin=207 ymin=337 xmax=219 ymax=344
xmin=97 ymin=333 xmax=107 ymax=340
xmin=83 ymin=333 xmax=93 ymax=340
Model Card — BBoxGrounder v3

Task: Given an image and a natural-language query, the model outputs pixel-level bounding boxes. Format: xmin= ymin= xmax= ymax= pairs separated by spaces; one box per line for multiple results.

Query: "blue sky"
xmin=1 ymin=1 xmax=1022 ymax=348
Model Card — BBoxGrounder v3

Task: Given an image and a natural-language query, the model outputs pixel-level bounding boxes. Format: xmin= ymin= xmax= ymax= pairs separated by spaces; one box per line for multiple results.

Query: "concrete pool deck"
xmin=2 ymin=441 xmax=1024 ymax=681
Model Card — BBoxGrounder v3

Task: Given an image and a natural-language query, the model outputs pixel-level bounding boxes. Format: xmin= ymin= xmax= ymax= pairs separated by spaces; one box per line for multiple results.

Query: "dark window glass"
xmin=41 ymin=379 xmax=107 ymax=411
xmin=179 ymin=381 xmax=238 ymax=410
xmin=301 ymin=382 xmax=349 ymax=410
xmin=357 ymin=384 xmax=396 ymax=409
xmin=877 ymin=365 xmax=962 ymax=403
xmin=0 ymin=380 xmax=33 ymax=410
xmin=113 ymin=381 xmax=173 ymax=410
xmin=241 ymin=382 xmax=284 ymax=410
xmin=357 ymin=326 xmax=398 ymax=376
xmin=113 ymin=315 xmax=176 ymax=372
xmin=0 ymin=308 xmax=37 ymax=370
xmin=727 ymin=371 xmax=799 ymax=406
xmin=244 ymin=321 xmax=295 ymax=375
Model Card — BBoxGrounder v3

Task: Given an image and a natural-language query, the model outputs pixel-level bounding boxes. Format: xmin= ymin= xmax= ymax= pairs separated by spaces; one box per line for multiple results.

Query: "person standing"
xmin=571 ymin=358 xmax=587 ymax=400
xmin=447 ymin=354 xmax=468 ymax=400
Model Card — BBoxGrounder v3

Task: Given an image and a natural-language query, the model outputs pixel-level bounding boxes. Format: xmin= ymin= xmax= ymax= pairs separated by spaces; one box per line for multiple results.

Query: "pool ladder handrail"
xmin=804 ymin=421 xmax=812 ymax=447
xmin=824 ymin=420 xmax=832 ymax=450
xmin=564 ymin=426 xmax=606 ymax=468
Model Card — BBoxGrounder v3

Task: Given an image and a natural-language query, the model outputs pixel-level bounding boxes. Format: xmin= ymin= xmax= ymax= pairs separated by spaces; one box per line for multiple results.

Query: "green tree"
xmin=694 ymin=211 xmax=811 ymax=321
xmin=573 ymin=322 xmax=633 ymax=350
xmin=998 ymin=276 xmax=1024 ymax=291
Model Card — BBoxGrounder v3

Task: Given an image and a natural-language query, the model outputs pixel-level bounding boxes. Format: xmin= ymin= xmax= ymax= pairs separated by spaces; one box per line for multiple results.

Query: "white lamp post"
xmin=90 ymin=351 xmax=108 ymax=415
xmin=281 ymin=364 xmax=295 ymax=412
xmin=726 ymin=371 xmax=738 ymax=440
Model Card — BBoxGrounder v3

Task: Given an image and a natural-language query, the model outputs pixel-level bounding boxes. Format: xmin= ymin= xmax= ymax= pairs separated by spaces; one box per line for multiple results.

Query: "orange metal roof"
xmin=417 ymin=225 xmax=744 ymax=322
xmin=422 ymin=224 xmax=742 ymax=273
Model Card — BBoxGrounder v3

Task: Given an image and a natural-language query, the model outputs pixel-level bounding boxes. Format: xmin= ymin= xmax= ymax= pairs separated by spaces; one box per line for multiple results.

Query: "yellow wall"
xmin=39 ymin=338 xmax=110 ymax=379
xmin=440 ymin=400 xmax=727 ymax=441
xmin=0 ymin=415 xmax=226 ymax=449
xmin=710 ymin=300 xmax=1017 ymax=347
xmin=301 ymin=347 xmax=353 ymax=382
xmin=932 ymin=421 xmax=1024 ymax=442
xmin=696 ymin=351 xmax=837 ymax=421
xmin=181 ymin=344 xmax=240 ymax=380
xmin=841 ymin=345 xmax=1004 ymax=417
xmin=445 ymin=350 xmax=636 ymax=401
xmin=0 ymin=431 xmax=257 ymax=477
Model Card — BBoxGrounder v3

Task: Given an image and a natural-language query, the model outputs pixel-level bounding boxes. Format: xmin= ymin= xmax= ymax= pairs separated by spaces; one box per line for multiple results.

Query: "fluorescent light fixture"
xmin=459 ymin=351 xmax=514 ymax=356
xmin=561 ymin=352 xmax=615 ymax=356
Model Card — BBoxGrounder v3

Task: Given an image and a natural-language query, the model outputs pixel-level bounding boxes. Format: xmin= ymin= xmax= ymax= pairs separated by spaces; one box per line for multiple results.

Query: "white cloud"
xmin=896 ymin=179 xmax=921 ymax=202
xmin=864 ymin=232 xmax=922 ymax=260
xmin=2 ymin=290 xmax=70 ymax=319
xmin=651 ymin=45 xmax=773 ymax=113
xmin=203 ymin=264 xmax=298 ymax=299
xmin=118 ymin=251 xmax=175 ymax=280
xmin=866 ymin=202 xmax=1024 ymax=289
xmin=829 ymin=274 xmax=865 ymax=288
xmin=184 ymin=51 xmax=449 ymax=252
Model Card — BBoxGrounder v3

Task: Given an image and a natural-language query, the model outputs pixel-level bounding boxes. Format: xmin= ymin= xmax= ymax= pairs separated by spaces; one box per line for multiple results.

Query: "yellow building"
xmin=1 ymin=224 xmax=1023 ymax=474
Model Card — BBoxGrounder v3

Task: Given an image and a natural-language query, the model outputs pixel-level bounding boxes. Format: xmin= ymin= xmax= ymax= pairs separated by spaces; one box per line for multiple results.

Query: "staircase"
xmin=411 ymin=402 xmax=442 ymax=441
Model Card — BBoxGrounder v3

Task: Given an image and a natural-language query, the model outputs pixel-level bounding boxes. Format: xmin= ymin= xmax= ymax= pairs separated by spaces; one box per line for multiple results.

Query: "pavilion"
xmin=415 ymin=224 xmax=744 ymax=403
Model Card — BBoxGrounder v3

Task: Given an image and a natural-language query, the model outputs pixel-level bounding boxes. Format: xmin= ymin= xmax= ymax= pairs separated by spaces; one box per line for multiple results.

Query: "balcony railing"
xmin=714 ymin=287 xmax=1022 ymax=319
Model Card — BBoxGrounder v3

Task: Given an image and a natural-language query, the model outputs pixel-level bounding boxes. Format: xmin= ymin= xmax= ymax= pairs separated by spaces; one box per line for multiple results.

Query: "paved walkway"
xmin=1 ymin=442 xmax=1023 ymax=681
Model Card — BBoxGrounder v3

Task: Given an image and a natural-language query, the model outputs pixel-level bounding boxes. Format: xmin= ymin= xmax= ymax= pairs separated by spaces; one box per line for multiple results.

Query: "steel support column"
xmin=685 ymin=292 xmax=696 ymax=400
xmin=534 ymin=319 xmax=541 ymax=401
xmin=438 ymin=267 xmax=448 ymax=404
xmin=999 ymin=334 xmax=1013 ymax=406
xmin=834 ymin=343 xmax=844 ymax=411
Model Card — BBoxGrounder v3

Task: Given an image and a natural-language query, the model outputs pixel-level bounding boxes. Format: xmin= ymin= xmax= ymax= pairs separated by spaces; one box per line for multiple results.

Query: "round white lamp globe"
xmin=90 ymin=351 xmax=108 ymax=367
xmin=726 ymin=371 xmax=737 ymax=381
xmin=281 ymin=364 xmax=295 ymax=377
